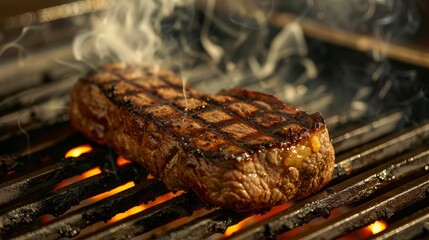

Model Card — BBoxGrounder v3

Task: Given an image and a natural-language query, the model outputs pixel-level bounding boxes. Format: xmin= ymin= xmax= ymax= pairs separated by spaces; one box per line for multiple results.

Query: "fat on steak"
xmin=69 ymin=63 xmax=335 ymax=212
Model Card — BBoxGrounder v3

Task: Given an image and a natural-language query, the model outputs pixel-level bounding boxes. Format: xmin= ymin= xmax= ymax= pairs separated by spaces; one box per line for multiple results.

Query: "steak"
xmin=69 ymin=63 xmax=335 ymax=212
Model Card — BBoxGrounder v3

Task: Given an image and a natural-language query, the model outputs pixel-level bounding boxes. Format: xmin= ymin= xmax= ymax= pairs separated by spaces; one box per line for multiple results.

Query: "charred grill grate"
xmin=1 ymin=110 xmax=428 ymax=240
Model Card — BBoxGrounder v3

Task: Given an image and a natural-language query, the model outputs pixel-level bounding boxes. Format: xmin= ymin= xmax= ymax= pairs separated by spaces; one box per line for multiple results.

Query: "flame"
xmin=223 ymin=203 xmax=292 ymax=237
xmin=59 ymin=146 xmax=180 ymax=225
xmin=54 ymin=145 xmax=96 ymax=189
xmin=147 ymin=173 xmax=155 ymax=179
xmin=338 ymin=219 xmax=388 ymax=240
xmin=109 ymin=191 xmax=184 ymax=222
xmin=65 ymin=145 xmax=101 ymax=179
xmin=366 ymin=220 xmax=387 ymax=235
xmin=224 ymin=218 xmax=254 ymax=237
xmin=110 ymin=205 xmax=147 ymax=222
xmin=117 ymin=156 xmax=132 ymax=166
xmin=65 ymin=144 xmax=93 ymax=158
xmin=82 ymin=167 xmax=102 ymax=178
xmin=90 ymin=181 xmax=135 ymax=202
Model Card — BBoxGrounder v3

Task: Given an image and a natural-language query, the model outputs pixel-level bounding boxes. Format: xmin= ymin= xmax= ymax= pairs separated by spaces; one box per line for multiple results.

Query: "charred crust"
xmin=80 ymin=64 xmax=328 ymax=161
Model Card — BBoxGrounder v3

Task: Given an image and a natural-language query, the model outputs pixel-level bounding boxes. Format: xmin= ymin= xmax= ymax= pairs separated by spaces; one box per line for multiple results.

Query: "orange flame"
xmin=109 ymin=191 xmax=184 ymax=222
xmin=55 ymin=145 xmax=97 ymax=189
xmin=338 ymin=219 xmax=388 ymax=240
xmin=82 ymin=167 xmax=102 ymax=179
xmin=65 ymin=144 xmax=93 ymax=158
xmin=147 ymin=173 xmax=155 ymax=179
xmin=90 ymin=181 xmax=136 ymax=202
xmin=117 ymin=156 xmax=132 ymax=166
xmin=110 ymin=205 xmax=147 ymax=222
xmin=223 ymin=203 xmax=292 ymax=237
xmin=366 ymin=220 xmax=387 ymax=235
xmin=224 ymin=218 xmax=254 ymax=237
xmin=59 ymin=147 xmax=181 ymax=224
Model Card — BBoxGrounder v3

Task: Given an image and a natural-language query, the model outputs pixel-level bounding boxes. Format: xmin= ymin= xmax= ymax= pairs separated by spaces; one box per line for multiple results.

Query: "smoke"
xmin=77 ymin=0 xmax=427 ymax=120
xmin=276 ymin=0 xmax=426 ymax=120
xmin=72 ymin=0 xmax=317 ymax=100
xmin=0 ymin=0 xmax=415 ymax=123
xmin=72 ymin=0 xmax=194 ymax=69
xmin=0 ymin=25 xmax=48 ymax=65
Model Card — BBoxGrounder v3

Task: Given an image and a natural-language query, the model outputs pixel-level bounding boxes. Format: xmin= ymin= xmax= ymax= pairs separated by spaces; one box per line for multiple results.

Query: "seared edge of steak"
xmin=69 ymin=63 xmax=335 ymax=211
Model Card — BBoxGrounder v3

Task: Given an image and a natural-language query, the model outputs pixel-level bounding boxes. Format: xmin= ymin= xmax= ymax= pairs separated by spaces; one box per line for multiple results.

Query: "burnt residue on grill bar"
xmin=8 ymin=180 xmax=170 ymax=240
xmin=82 ymin=192 xmax=207 ymax=240
xmin=0 ymin=146 xmax=106 ymax=207
xmin=0 ymin=163 xmax=147 ymax=236
xmin=295 ymin=174 xmax=429 ymax=240
xmin=372 ymin=204 xmax=429 ymax=240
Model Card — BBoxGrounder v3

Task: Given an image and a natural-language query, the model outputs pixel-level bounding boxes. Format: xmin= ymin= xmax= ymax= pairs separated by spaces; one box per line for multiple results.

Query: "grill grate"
xmin=0 ymin=161 xmax=146 ymax=234
xmin=10 ymin=180 xmax=169 ymax=240
xmin=1 ymin=111 xmax=428 ymax=240
xmin=294 ymin=174 xmax=429 ymax=240
xmin=371 ymin=204 xmax=429 ymax=240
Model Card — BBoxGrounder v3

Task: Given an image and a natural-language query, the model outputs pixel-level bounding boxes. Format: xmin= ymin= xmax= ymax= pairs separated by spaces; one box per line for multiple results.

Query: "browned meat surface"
xmin=69 ymin=63 xmax=335 ymax=212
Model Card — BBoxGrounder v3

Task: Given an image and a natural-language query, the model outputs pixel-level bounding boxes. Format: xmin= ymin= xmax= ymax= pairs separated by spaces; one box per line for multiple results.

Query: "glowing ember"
xmin=55 ymin=145 xmax=97 ymax=189
xmin=339 ymin=219 xmax=388 ymax=240
xmin=109 ymin=191 xmax=184 ymax=222
xmin=147 ymin=173 xmax=155 ymax=179
xmin=90 ymin=181 xmax=135 ymax=202
xmin=110 ymin=205 xmax=147 ymax=222
xmin=223 ymin=204 xmax=292 ymax=237
xmin=65 ymin=144 xmax=93 ymax=158
xmin=116 ymin=156 xmax=132 ymax=166
xmin=224 ymin=218 xmax=254 ymax=237
xmin=366 ymin=220 xmax=387 ymax=235
xmin=82 ymin=167 xmax=102 ymax=179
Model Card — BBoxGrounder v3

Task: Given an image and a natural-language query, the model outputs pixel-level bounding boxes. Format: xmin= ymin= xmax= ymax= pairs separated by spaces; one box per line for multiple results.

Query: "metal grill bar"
xmin=0 ymin=164 xmax=147 ymax=235
xmin=156 ymin=209 xmax=252 ymax=240
xmin=9 ymin=180 xmax=169 ymax=240
xmin=0 ymin=122 xmax=74 ymax=156
xmin=0 ymin=148 xmax=106 ymax=207
xmin=83 ymin=192 xmax=207 ymax=240
xmin=333 ymin=122 xmax=429 ymax=178
xmin=371 ymin=205 xmax=429 ymax=240
xmin=294 ymin=174 xmax=429 ymax=240
xmin=226 ymin=147 xmax=429 ymax=240
xmin=331 ymin=111 xmax=404 ymax=153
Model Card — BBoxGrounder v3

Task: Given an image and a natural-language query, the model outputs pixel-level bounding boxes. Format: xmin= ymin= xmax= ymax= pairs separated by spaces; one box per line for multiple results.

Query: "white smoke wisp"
xmin=249 ymin=21 xmax=311 ymax=80
xmin=71 ymin=0 xmax=321 ymax=108
xmin=72 ymin=0 xmax=193 ymax=68
xmin=0 ymin=25 xmax=48 ymax=66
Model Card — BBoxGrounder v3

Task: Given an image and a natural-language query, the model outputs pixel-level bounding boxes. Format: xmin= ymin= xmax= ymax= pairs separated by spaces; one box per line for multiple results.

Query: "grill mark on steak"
xmin=85 ymin=70 xmax=254 ymax=156
xmin=135 ymin=72 xmax=315 ymax=152
xmin=85 ymin=66 xmax=325 ymax=157
xmin=128 ymin=71 xmax=279 ymax=153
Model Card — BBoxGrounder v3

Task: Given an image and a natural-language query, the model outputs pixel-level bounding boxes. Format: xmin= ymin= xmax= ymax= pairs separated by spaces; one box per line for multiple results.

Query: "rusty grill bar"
xmin=1 ymin=110 xmax=428 ymax=240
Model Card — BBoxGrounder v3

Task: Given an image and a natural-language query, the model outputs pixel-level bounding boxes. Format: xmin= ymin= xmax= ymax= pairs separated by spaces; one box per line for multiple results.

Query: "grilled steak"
xmin=69 ymin=63 xmax=335 ymax=212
